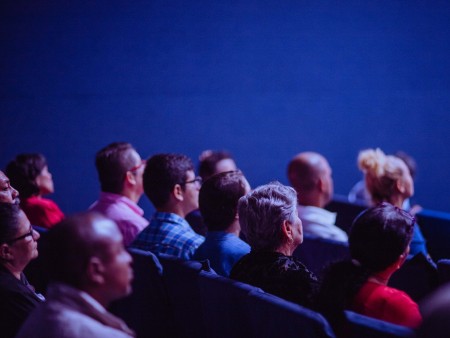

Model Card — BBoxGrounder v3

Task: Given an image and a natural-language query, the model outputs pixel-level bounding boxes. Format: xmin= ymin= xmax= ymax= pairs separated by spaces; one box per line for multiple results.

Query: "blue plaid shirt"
xmin=130 ymin=212 xmax=205 ymax=260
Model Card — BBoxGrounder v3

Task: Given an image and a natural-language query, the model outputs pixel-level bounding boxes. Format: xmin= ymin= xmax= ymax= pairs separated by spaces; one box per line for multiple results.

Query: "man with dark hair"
xmin=89 ymin=142 xmax=148 ymax=246
xmin=130 ymin=153 xmax=204 ymax=260
xmin=193 ymin=171 xmax=250 ymax=276
xmin=16 ymin=212 xmax=135 ymax=338
xmin=287 ymin=152 xmax=348 ymax=242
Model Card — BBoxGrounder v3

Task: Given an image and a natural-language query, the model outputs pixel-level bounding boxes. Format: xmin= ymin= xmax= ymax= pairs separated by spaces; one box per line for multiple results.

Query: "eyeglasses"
xmin=185 ymin=176 xmax=203 ymax=186
xmin=7 ymin=225 xmax=34 ymax=244
xmin=128 ymin=160 xmax=146 ymax=172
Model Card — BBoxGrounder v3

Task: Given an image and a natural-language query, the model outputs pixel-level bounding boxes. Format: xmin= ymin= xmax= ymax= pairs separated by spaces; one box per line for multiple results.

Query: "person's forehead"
xmin=185 ymin=170 xmax=195 ymax=179
xmin=0 ymin=171 xmax=8 ymax=184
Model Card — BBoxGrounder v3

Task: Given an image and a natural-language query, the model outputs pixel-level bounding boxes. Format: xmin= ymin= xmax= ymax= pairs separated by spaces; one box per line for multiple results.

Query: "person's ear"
xmin=173 ymin=184 xmax=184 ymax=202
xmin=125 ymin=171 xmax=137 ymax=186
xmin=0 ymin=243 xmax=12 ymax=260
xmin=281 ymin=219 xmax=293 ymax=242
xmin=86 ymin=257 xmax=106 ymax=285
xmin=396 ymin=179 xmax=406 ymax=194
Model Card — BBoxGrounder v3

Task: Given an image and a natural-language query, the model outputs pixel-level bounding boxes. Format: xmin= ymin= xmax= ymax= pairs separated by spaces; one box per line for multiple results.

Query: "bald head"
xmin=43 ymin=212 xmax=133 ymax=306
xmin=287 ymin=152 xmax=333 ymax=207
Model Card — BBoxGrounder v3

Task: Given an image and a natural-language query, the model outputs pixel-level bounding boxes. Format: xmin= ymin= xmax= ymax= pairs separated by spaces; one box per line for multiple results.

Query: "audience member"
xmin=193 ymin=170 xmax=251 ymax=276
xmin=349 ymin=150 xmax=421 ymax=214
xmin=0 ymin=203 xmax=44 ymax=338
xmin=230 ymin=182 xmax=318 ymax=308
xmin=0 ymin=170 xmax=20 ymax=204
xmin=316 ymin=203 xmax=421 ymax=335
xmin=89 ymin=142 xmax=149 ymax=246
xmin=16 ymin=212 xmax=135 ymax=338
xmin=358 ymin=148 xmax=428 ymax=256
xmin=187 ymin=150 xmax=237 ymax=236
xmin=131 ymin=154 xmax=205 ymax=260
xmin=287 ymin=152 xmax=348 ymax=242
xmin=6 ymin=153 xmax=64 ymax=228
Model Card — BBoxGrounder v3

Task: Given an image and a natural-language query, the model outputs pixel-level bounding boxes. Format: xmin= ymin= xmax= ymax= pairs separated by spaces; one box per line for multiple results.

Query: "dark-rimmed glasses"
xmin=7 ymin=225 xmax=34 ymax=244
xmin=184 ymin=176 xmax=203 ymax=186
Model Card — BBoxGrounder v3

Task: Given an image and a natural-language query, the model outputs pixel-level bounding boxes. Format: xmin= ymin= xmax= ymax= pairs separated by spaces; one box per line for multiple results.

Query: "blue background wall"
xmin=1 ymin=1 xmax=450 ymax=216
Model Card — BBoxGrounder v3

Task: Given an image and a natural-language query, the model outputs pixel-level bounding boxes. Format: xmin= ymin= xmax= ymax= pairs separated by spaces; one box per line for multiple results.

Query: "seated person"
xmin=187 ymin=150 xmax=237 ymax=236
xmin=6 ymin=153 xmax=64 ymax=228
xmin=131 ymin=154 xmax=205 ymax=260
xmin=0 ymin=170 xmax=20 ymax=204
xmin=316 ymin=203 xmax=421 ymax=336
xmin=287 ymin=152 xmax=348 ymax=242
xmin=193 ymin=170 xmax=251 ymax=276
xmin=89 ymin=142 xmax=149 ymax=246
xmin=358 ymin=148 xmax=428 ymax=256
xmin=230 ymin=182 xmax=318 ymax=308
xmin=16 ymin=212 xmax=135 ymax=338
xmin=0 ymin=203 xmax=44 ymax=338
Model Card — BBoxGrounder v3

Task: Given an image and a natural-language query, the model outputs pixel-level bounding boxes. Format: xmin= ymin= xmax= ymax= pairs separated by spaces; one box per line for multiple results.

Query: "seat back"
xmin=294 ymin=235 xmax=350 ymax=277
xmin=344 ymin=311 xmax=416 ymax=338
xmin=416 ymin=209 xmax=450 ymax=261
xmin=247 ymin=289 xmax=336 ymax=338
xmin=325 ymin=195 xmax=366 ymax=233
xmin=389 ymin=252 xmax=438 ymax=302
xmin=437 ymin=259 xmax=450 ymax=285
xmin=159 ymin=254 xmax=212 ymax=338
xmin=198 ymin=272 xmax=258 ymax=338
xmin=109 ymin=248 xmax=175 ymax=338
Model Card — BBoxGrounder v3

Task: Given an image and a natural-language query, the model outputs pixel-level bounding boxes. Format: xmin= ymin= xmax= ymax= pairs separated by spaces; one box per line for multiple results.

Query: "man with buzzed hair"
xmin=16 ymin=212 xmax=135 ymax=338
xmin=90 ymin=142 xmax=149 ymax=246
xmin=287 ymin=152 xmax=348 ymax=242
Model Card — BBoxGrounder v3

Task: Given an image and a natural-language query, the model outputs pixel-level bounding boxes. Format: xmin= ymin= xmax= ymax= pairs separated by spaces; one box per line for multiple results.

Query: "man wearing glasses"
xmin=89 ymin=142 xmax=149 ymax=246
xmin=130 ymin=153 xmax=205 ymax=260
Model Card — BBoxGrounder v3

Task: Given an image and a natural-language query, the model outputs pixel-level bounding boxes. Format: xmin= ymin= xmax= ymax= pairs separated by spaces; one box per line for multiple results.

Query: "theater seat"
xmin=344 ymin=311 xmax=416 ymax=338
xmin=247 ymin=289 xmax=336 ymax=338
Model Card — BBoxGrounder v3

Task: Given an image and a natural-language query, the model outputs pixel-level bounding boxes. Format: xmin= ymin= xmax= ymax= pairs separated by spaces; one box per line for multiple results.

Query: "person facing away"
xmin=357 ymin=148 xmax=428 ymax=257
xmin=6 ymin=153 xmax=64 ymax=228
xmin=130 ymin=153 xmax=205 ymax=260
xmin=193 ymin=170 xmax=251 ymax=276
xmin=287 ymin=151 xmax=348 ymax=242
xmin=230 ymin=182 xmax=318 ymax=308
xmin=0 ymin=203 xmax=44 ymax=338
xmin=16 ymin=212 xmax=135 ymax=338
xmin=316 ymin=203 xmax=421 ymax=336
xmin=0 ymin=170 xmax=20 ymax=205
xmin=89 ymin=142 xmax=149 ymax=246
xmin=186 ymin=150 xmax=238 ymax=236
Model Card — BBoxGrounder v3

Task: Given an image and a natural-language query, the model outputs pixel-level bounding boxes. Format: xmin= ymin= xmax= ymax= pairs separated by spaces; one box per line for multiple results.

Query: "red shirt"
xmin=21 ymin=196 xmax=65 ymax=229
xmin=352 ymin=281 xmax=422 ymax=328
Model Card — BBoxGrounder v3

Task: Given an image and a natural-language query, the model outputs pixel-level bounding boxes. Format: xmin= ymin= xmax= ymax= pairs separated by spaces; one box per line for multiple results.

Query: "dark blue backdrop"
xmin=1 ymin=1 xmax=450 ymax=215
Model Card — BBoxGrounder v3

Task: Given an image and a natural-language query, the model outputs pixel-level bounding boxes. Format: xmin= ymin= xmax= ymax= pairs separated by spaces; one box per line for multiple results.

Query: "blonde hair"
xmin=358 ymin=148 xmax=406 ymax=204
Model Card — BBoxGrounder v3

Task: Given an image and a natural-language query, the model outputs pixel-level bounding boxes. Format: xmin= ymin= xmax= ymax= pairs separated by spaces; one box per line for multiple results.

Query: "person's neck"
xmin=224 ymin=219 xmax=241 ymax=237
xmin=157 ymin=205 xmax=186 ymax=219
xmin=275 ymin=242 xmax=295 ymax=256
xmin=298 ymin=194 xmax=326 ymax=208
xmin=3 ymin=262 xmax=23 ymax=280
xmin=121 ymin=189 xmax=141 ymax=204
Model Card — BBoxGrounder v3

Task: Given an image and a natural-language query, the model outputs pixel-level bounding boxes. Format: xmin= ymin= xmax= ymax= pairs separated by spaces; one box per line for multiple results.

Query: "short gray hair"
xmin=238 ymin=181 xmax=298 ymax=252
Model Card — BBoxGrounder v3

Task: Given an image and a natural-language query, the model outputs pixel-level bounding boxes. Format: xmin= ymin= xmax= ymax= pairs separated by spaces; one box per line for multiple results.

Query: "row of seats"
xmin=326 ymin=195 xmax=450 ymax=261
xmin=110 ymin=248 xmax=416 ymax=338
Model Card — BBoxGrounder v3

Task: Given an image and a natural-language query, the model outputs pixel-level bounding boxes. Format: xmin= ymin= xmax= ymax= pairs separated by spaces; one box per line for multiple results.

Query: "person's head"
xmin=0 ymin=171 xmax=20 ymax=204
xmin=6 ymin=153 xmax=53 ymax=199
xmin=0 ymin=203 xmax=40 ymax=271
xmin=358 ymin=148 xmax=413 ymax=205
xmin=199 ymin=170 xmax=250 ymax=232
xmin=43 ymin=212 xmax=133 ymax=307
xmin=238 ymin=182 xmax=302 ymax=253
xmin=95 ymin=142 xmax=145 ymax=200
xmin=350 ymin=202 xmax=414 ymax=273
xmin=198 ymin=150 xmax=237 ymax=181
xmin=144 ymin=153 xmax=200 ymax=216
xmin=287 ymin=152 xmax=334 ymax=207
xmin=395 ymin=151 xmax=417 ymax=180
